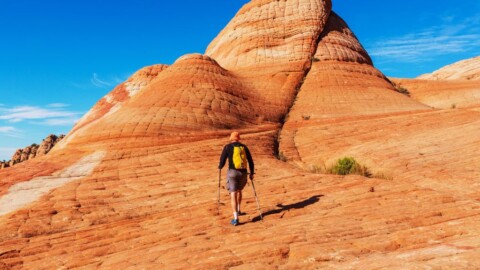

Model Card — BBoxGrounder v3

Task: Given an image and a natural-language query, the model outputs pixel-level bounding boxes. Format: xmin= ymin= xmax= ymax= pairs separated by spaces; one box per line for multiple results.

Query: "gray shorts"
xmin=226 ymin=169 xmax=248 ymax=192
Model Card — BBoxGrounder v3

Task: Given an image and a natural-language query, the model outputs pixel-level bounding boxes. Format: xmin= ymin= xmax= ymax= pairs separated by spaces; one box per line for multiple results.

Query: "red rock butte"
xmin=1 ymin=0 xmax=480 ymax=269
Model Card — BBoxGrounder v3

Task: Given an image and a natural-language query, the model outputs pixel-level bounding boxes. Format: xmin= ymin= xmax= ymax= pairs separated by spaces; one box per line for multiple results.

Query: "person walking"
xmin=218 ymin=131 xmax=254 ymax=226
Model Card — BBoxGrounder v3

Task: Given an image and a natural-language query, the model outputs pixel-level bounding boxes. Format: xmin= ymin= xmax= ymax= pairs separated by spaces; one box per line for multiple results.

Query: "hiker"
xmin=218 ymin=131 xmax=254 ymax=226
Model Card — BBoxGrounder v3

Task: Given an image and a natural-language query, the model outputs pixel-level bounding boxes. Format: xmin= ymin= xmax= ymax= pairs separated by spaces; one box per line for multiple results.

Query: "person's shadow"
xmin=251 ymin=195 xmax=323 ymax=222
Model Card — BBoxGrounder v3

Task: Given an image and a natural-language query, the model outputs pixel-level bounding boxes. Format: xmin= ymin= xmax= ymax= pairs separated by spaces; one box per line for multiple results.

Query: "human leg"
xmin=236 ymin=191 xmax=242 ymax=213
xmin=230 ymin=191 xmax=238 ymax=217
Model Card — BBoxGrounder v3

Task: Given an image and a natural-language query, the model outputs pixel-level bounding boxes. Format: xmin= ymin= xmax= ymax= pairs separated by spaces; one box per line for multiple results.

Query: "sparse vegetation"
xmin=374 ymin=171 xmax=393 ymax=180
xmin=451 ymin=104 xmax=457 ymax=109
xmin=308 ymin=164 xmax=324 ymax=174
xmin=312 ymin=57 xmax=320 ymax=62
xmin=328 ymin=157 xmax=372 ymax=177
xmin=393 ymin=85 xmax=410 ymax=96
xmin=302 ymin=115 xmax=311 ymax=120
xmin=390 ymin=81 xmax=411 ymax=96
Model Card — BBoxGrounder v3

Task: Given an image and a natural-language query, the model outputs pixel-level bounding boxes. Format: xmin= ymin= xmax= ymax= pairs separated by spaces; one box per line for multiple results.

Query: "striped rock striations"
xmin=67 ymin=64 xmax=168 ymax=137
xmin=1 ymin=0 xmax=480 ymax=269
xmin=392 ymin=78 xmax=480 ymax=109
xmin=398 ymin=56 xmax=479 ymax=109
xmin=278 ymin=11 xmax=431 ymax=166
xmin=206 ymin=0 xmax=332 ymax=122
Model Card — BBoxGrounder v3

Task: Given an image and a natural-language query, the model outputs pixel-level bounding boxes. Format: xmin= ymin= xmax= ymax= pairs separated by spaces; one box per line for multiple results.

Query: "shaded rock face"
xmin=1 ymin=1 xmax=480 ymax=269
xmin=36 ymin=134 xmax=64 ymax=157
xmin=418 ymin=56 xmax=480 ymax=81
xmin=10 ymin=149 xmax=23 ymax=166
xmin=0 ymin=161 xmax=8 ymax=169
xmin=20 ymin=146 xmax=34 ymax=162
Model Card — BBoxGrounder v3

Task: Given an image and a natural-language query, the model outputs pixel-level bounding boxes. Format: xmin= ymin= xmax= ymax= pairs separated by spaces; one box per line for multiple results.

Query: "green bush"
xmin=329 ymin=157 xmax=371 ymax=177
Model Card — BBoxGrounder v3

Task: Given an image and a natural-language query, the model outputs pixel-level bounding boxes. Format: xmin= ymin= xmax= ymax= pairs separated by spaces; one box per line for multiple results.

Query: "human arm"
xmin=245 ymin=146 xmax=254 ymax=179
xmin=218 ymin=145 xmax=228 ymax=170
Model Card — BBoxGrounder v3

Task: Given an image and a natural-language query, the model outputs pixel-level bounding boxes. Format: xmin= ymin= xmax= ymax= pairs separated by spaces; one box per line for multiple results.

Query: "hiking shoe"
xmin=238 ymin=211 xmax=246 ymax=216
xmin=230 ymin=219 xmax=239 ymax=226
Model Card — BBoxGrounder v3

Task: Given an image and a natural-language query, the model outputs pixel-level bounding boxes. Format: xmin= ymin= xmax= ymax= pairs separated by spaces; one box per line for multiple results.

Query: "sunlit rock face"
xmin=1 ymin=1 xmax=480 ymax=269
xmin=418 ymin=56 xmax=480 ymax=81
xmin=68 ymin=64 xmax=169 ymax=136
xmin=392 ymin=78 xmax=480 ymax=109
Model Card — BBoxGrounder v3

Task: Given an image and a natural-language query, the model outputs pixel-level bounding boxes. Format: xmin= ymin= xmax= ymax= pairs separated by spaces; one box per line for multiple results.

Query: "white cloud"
xmin=47 ymin=103 xmax=69 ymax=108
xmin=0 ymin=126 xmax=22 ymax=138
xmin=72 ymin=73 xmax=129 ymax=89
xmin=367 ymin=14 xmax=480 ymax=63
xmin=40 ymin=117 xmax=80 ymax=126
xmin=0 ymin=105 xmax=82 ymax=126
xmin=91 ymin=73 xmax=113 ymax=88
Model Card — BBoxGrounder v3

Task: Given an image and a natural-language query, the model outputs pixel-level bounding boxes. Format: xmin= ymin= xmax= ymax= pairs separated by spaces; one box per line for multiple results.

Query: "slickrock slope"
xmin=1 ymin=0 xmax=480 ymax=269
xmin=392 ymin=78 xmax=480 ymax=109
xmin=278 ymin=11 xmax=431 ymax=165
xmin=206 ymin=0 xmax=332 ymax=122
xmin=418 ymin=56 xmax=480 ymax=81
xmin=69 ymin=64 xmax=168 ymax=136
xmin=397 ymin=56 xmax=480 ymax=109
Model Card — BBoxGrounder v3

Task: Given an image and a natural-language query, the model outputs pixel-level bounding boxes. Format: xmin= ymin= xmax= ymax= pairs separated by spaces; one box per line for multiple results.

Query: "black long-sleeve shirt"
xmin=218 ymin=142 xmax=254 ymax=174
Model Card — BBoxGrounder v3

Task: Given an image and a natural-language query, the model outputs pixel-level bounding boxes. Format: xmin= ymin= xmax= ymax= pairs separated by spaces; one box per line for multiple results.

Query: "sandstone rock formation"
xmin=9 ymin=149 xmax=23 ymax=167
xmin=69 ymin=64 xmax=168 ymax=137
xmin=0 ymin=161 xmax=7 ymax=170
xmin=35 ymin=134 xmax=64 ymax=157
xmin=0 ymin=135 xmax=64 ymax=170
xmin=20 ymin=145 xmax=38 ymax=163
xmin=391 ymin=78 xmax=480 ymax=109
xmin=418 ymin=56 xmax=480 ymax=81
xmin=1 ymin=0 xmax=480 ymax=269
xmin=391 ymin=56 xmax=480 ymax=109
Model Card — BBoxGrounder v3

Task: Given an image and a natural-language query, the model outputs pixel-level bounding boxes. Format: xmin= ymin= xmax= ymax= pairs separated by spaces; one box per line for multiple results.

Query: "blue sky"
xmin=0 ymin=0 xmax=479 ymax=160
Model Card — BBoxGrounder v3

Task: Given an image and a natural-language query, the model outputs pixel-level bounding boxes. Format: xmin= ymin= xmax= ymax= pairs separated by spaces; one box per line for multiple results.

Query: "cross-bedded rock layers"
xmin=1 ymin=1 xmax=479 ymax=269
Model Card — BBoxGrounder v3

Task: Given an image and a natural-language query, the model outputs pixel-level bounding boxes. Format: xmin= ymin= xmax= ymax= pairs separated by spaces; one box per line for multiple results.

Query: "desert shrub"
xmin=451 ymin=104 xmax=456 ymax=109
xmin=302 ymin=115 xmax=311 ymax=120
xmin=312 ymin=57 xmax=320 ymax=62
xmin=374 ymin=171 xmax=393 ymax=180
xmin=308 ymin=164 xmax=324 ymax=174
xmin=390 ymin=81 xmax=410 ymax=96
xmin=328 ymin=157 xmax=372 ymax=177
xmin=394 ymin=85 xmax=410 ymax=96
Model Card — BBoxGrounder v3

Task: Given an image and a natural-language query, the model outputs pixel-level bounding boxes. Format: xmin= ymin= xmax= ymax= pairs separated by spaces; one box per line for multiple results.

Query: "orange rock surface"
xmin=392 ymin=78 xmax=480 ymax=109
xmin=1 ymin=0 xmax=480 ymax=269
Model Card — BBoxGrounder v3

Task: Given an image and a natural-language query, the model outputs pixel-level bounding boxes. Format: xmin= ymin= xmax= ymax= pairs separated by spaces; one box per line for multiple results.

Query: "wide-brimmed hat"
xmin=229 ymin=131 xmax=240 ymax=141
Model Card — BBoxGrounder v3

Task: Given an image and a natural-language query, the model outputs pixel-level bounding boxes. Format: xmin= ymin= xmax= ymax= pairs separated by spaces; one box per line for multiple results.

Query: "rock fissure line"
xmin=273 ymin=14 xmax=330 ymax=161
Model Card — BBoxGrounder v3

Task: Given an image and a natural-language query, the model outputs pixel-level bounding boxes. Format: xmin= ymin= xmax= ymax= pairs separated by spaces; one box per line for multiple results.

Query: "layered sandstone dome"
xmin=418 ymin=56 xmax=480 ymax=81
xmin=1 ymin=0 xmax=480 ymax=269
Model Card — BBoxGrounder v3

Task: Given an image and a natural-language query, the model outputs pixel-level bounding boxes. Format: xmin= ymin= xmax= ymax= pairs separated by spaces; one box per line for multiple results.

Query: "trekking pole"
xmin=217 ymin=169 xmax=221 ymax=214
xmin=250 ymin=176 xmax=263 ymax=220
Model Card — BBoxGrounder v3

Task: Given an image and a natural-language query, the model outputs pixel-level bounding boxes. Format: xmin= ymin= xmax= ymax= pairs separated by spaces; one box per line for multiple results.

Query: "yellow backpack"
xmin=233 ymin=145 xmax=247 ymax=169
